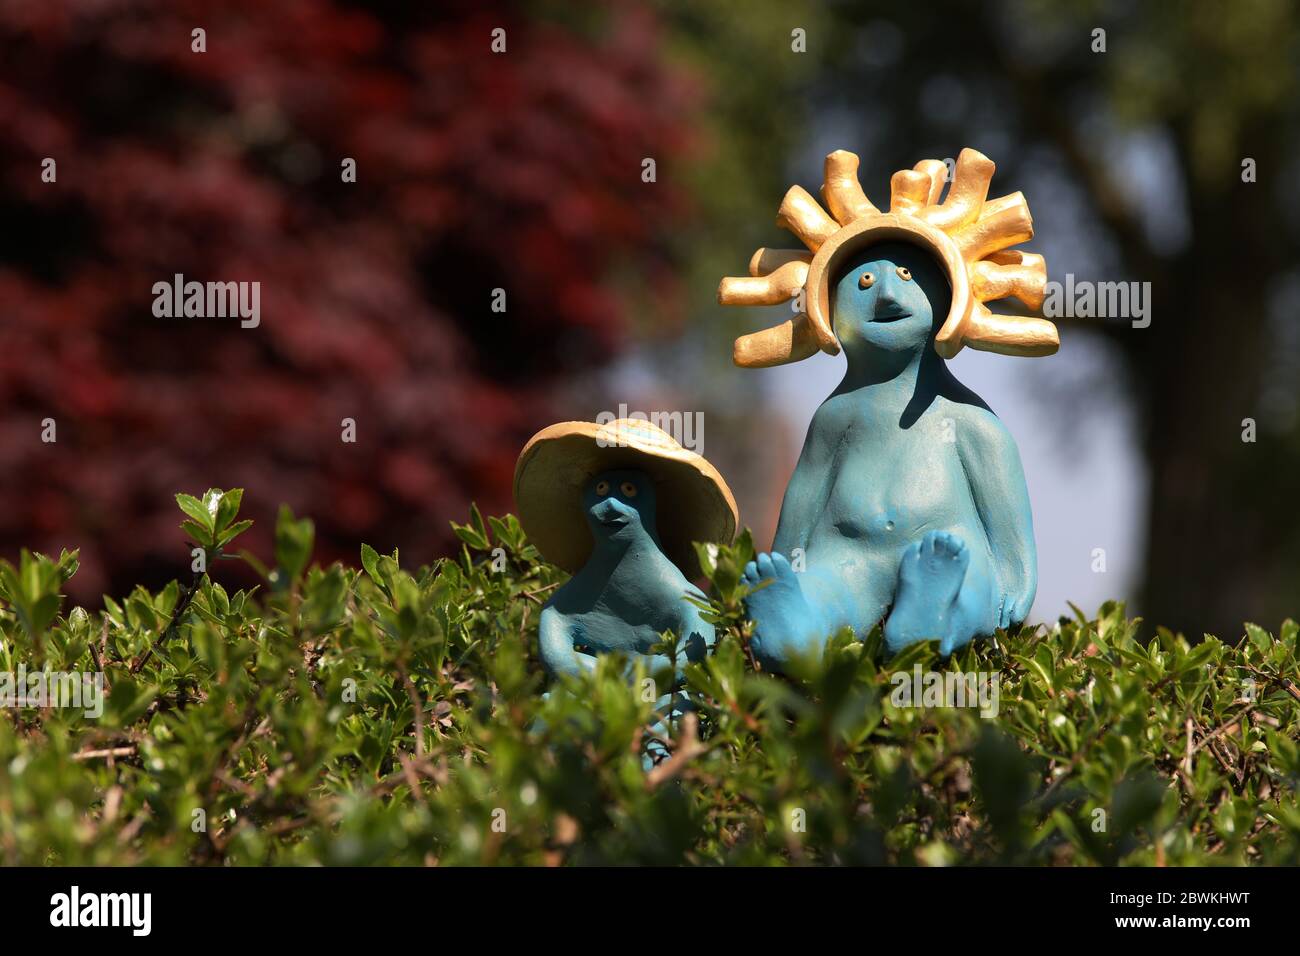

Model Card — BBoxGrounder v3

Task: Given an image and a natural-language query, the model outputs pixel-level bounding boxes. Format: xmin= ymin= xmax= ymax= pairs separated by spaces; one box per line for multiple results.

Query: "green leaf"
xmin=216 ymin=518 xmax=254 ymax=548
xmin=274 ymin=505 xmax=315 ymax=583
xmin=360 ymin=543 xmax=381 ymax=583
xmin=181 ymin=519 xmax=214 ymax=548
xmin=215 ymin=487 xmax=244 ymax=532
xmin=176 ymin=493 xmax=214 ymax=532
xmin=1244 ymin=622 xmax=1273 ymax=654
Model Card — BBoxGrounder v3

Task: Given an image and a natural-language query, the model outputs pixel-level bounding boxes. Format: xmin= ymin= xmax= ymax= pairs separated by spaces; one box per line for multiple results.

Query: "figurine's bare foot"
xmin=743 ymin=552 xmax=822 ymax=671
xmin=885 ymin=530 xmax=970 ymax=655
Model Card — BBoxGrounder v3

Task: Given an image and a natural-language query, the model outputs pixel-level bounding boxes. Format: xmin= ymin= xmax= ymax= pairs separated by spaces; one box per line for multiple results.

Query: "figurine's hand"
xmin=997 ymin=594 xmax=1013 ymax=630
xmin=539 ymin=606 xmax=596 ymax=678
xmin=998 ymin=592 xmax=1030 ymax=630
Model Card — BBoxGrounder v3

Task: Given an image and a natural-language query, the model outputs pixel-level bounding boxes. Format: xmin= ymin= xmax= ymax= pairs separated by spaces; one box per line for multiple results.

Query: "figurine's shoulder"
xmin=811 ymin=388 xmax=891 ymax=433
xmin=542 ymin=573 xmax=599 ymax=615
xmin=932 ymin=387 xmax=1020 ymax=461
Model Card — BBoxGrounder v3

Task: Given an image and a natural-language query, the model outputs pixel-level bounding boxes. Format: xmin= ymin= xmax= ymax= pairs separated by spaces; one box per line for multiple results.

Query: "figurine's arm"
xmin=538 ymin=604 xmax=597 ymax=678
xmin=957 ymin=412 xmax=1037 ymax=627
xmin=772 ymin=414 xmax=829 ymax=554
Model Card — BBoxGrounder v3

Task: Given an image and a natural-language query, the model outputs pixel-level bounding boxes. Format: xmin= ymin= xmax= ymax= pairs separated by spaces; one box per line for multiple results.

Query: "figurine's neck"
xmin=838 ymin=342 xmax=947 ymax=398
xmin=585 ymin=530 xmax=663 ymax=576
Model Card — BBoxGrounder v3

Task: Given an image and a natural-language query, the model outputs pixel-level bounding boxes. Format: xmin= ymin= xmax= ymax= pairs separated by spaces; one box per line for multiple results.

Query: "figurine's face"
xmin=582 ymin=468 xmax=657 ymax=548
xmin=831 ymin=242 xmax=951 ymax=356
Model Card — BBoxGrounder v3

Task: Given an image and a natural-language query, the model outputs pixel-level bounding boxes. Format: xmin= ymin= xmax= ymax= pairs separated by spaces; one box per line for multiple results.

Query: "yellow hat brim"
xmin=512 ymin=421 xmax=739 ymax=578
xmin=804 ymin=214 xmax=973 ymax=359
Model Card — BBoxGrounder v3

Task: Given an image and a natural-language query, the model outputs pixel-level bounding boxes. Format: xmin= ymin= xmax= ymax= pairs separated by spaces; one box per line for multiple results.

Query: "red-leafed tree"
xmin=0 ymin=0 xmax=699 ymax=598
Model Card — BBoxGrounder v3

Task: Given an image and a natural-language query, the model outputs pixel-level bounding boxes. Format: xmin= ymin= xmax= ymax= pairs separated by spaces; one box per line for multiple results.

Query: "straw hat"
xmin=718 ymin=147 xmax=1059 ymax=367
xmin=513 ymin=418 xmax=738 ymax=577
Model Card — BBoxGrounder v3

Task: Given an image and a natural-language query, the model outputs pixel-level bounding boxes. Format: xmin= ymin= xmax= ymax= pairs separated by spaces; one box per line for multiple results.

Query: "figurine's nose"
xmin=873 ymin=276 xmax=910 ymax=319
xmin=593 ymin=497 xmax=633 ymax=521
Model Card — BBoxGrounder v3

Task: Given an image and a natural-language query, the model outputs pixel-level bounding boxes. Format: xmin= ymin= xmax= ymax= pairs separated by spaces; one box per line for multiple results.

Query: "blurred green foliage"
xmin=0 ymin=493 xmax=1297 ymax=865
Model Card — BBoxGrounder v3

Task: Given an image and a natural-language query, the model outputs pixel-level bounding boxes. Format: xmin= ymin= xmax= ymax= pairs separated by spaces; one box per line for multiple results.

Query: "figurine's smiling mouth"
xmin=873 ymin=309 xmax=912 ymax=323
xmin=599 ymin=515 xmax=629 ymax=529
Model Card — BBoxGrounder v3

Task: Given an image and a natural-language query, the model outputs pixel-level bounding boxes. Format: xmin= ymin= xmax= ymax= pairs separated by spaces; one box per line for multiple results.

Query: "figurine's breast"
xmin=558 ymin=549 xmax=693 ymax=655
xmin=818 ymin=421 xmax=971 ymax=543
xmin=830 ymin=505 xmax=900 ymax=542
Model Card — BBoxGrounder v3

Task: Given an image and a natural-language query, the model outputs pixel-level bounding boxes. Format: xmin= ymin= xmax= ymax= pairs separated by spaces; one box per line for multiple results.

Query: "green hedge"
xmin=0 ymin=489 xmax=1297 ymax=865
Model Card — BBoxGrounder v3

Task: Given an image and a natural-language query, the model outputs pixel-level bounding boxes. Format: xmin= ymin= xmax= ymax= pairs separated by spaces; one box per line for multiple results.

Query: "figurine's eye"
xmin=896 ymin=266 xmax=912 ymax=281
xmin=620 ymin=481 xmax=638 ymax=498
xmin=858 ymin=272 xmax=875 ymax=289
xmin=595 ymin=480 xmax=610 ymax=496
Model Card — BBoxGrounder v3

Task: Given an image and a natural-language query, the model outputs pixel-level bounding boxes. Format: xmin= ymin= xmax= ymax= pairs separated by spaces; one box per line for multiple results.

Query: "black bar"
xmin=0 ymin=865 xmax=1284 ymax=941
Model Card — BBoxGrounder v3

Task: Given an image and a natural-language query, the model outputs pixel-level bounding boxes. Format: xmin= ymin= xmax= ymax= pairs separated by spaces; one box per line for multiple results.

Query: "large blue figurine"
xmin=718 ymin=148 xmax=1060 ymax=668
xmin=513 ymin=418 xmax=738 ymax=682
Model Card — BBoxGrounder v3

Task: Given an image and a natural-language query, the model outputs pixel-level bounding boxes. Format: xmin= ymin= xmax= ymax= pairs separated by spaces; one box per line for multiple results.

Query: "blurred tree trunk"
xmin=1139 ymin=118 xmax=1288 ymax=637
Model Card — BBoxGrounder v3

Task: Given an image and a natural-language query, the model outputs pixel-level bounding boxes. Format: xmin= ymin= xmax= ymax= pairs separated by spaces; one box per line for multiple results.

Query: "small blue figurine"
xmin=717 ymin=148 xmax=1059 ymax=667
xmin=513 ymin=418 xmax=738 ymax=683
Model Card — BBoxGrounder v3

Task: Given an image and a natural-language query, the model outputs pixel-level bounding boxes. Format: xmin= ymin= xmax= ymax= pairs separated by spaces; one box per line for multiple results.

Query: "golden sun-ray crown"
xmin=718 ymin=148 xmax=1059 ymax=367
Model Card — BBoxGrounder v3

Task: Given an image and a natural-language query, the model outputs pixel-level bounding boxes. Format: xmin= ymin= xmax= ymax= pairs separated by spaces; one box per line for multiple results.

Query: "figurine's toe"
xmin=906 ymin=530 xmax=969 ymax=585
xmin=743 ymin=552 xmax=820 ymax=671
xmin=770 ymin=550 xmax=798 ymax=582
